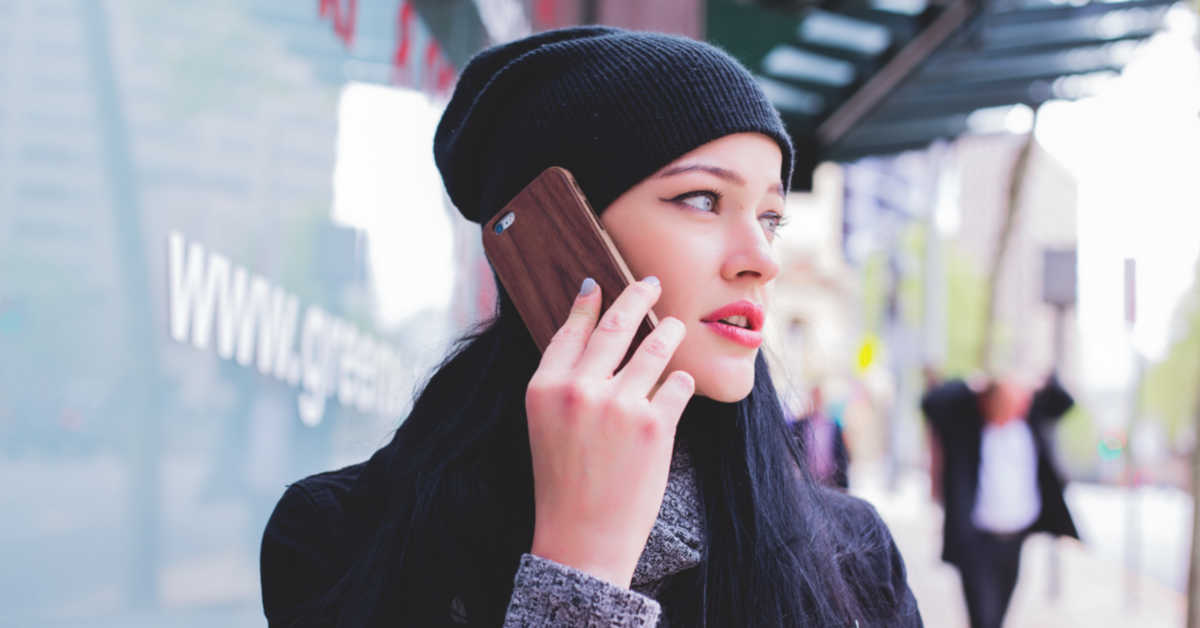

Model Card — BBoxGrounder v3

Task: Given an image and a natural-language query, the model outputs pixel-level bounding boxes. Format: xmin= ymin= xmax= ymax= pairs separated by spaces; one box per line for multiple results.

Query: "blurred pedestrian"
xmin=260 ymin=26 xmax=921 ymax=628
xmin=790 ymin=384 xmax=850 ymax=489
xmin=921 ymin=372 xmax=1079 ymax=628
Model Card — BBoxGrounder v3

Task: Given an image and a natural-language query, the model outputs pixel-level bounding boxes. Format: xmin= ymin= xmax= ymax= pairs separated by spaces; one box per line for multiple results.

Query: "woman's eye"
xmin=669 ymin=191 xmax=718 ymax=212
xmin=760 ymin=212 xmax=790 ymax=236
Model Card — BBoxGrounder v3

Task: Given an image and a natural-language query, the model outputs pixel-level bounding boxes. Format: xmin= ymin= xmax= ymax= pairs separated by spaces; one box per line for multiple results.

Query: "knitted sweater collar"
xmin=631 ymin=446 xmax=704 ymax=592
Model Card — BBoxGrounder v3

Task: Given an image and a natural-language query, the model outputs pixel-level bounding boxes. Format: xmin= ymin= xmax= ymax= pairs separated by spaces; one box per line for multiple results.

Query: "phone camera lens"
xmin=495 ymin=212 xmax=515 ymax=234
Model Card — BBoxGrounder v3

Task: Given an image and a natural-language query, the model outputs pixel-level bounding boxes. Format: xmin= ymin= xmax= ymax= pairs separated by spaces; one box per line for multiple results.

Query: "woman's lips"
xmin=701 ymin=320 xmax=763 ymax=348
xmin=700 ymin=300 xmax=764 ymax=331
xmin=700 ymin=299 xmax=764 ymax=348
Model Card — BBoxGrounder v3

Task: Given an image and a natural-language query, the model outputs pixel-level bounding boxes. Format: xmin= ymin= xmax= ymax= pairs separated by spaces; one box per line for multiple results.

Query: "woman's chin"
xmin=672 ymin=344 xmax=758 ymax=403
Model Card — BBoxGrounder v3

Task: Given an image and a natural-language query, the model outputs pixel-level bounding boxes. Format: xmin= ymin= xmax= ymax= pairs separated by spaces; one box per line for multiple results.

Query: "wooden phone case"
xmin=482 ymin=167 xmax=658 ymax=358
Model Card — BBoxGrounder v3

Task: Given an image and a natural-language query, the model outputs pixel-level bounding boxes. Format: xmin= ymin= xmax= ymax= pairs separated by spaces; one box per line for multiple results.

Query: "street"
xmin=854 ymin=466 xmax=1189 ymax=627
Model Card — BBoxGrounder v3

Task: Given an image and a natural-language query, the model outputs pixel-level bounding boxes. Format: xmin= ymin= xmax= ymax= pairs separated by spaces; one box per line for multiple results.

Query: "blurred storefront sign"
xmin=1043 ymin=248 xmax=1078 ymax=308
xmin=166 ymin=231 xmax=410 ymax=427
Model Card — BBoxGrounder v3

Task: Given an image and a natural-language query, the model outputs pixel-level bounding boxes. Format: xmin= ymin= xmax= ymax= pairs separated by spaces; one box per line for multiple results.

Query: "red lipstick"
xmin=700 ymin=300 xmax=764 ymax=348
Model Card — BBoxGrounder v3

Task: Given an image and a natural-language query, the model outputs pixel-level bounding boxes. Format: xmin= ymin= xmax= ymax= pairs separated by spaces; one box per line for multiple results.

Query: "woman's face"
xmin=600 ymin=132 xmax=786 ymax=402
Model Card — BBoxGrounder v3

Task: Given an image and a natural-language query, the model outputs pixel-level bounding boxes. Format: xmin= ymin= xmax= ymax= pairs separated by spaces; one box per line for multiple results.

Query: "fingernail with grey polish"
xmin=580 ymin=277 xmax=597 ymax=296
xmin=643 ymin=276 xmax=659 ymax=287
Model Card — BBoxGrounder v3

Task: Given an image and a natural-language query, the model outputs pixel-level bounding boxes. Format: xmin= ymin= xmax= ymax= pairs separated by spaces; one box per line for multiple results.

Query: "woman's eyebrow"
xmin=657 ymin=163 xmax=743 ymax=184
xmin=656 ymin=163 xmax=786 ymax=199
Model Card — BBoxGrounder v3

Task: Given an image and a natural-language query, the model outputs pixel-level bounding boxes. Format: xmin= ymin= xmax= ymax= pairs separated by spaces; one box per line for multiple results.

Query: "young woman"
xmin=261 ymin=26 xmax=922 ymax=627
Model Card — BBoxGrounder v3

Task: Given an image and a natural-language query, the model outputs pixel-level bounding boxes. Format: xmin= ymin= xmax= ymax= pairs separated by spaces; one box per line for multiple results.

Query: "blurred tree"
xmin=942 ymin=243 xmax=988 ymax=376
xmin=1140 ymin=259 xmax=1200 ymax=445
xmin=980 ymin=122 xmax=1036 ymax=370
xmin=1057 ymin=404 xmax=1098 ymax=478
xmin=1186 ymin=225 xmax=1200 ymax=628
xmin=900 ymin=223 xmax=925 ymax=334
xmin=860 ymin=251 xmax=888 ymax=337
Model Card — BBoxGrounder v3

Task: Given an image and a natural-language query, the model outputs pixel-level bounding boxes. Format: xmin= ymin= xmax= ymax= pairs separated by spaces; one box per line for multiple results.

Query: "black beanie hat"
xmin=434 ymin=26 xmax=795 ymax=225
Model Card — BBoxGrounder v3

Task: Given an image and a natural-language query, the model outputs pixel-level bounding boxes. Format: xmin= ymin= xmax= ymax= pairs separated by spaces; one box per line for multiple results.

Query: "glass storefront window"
xmin=1 ymin=2 xmax=484 ymax=625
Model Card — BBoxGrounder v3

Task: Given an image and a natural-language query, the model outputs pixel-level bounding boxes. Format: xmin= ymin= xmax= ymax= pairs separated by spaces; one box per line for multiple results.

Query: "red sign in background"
xmin=318 ymin=0 xmax=457 ymax=97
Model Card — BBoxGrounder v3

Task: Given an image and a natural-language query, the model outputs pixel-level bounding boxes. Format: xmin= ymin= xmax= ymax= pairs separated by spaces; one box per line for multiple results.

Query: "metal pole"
xmin=1125 ymin=354 xmax=1144 ymax=609
xmin=1124 ymin=258 xmax=1140 ymax=610
xmin=1047 ymin=304 xmax=1065 ymax=601
xmin=885 ymin=245 xmax=903 ymax=492
xmin=1187 ymin=366 xmax=1200 ymax=627
xmin=1188 ymin=18 xmax=1200 ymax=628
xmin=1040 ymin=247 xmax=1077 ymax=603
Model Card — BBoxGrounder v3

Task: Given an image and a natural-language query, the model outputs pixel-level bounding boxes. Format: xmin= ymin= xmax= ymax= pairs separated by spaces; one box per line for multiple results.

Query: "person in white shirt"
xmin=922 ymin=372 xmax=1078 ymax=628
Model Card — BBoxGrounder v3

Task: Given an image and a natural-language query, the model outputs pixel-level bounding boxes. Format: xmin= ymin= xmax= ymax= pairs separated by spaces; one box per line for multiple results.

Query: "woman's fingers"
xmin=649 ymin=370 xmax=695 ymax=425
xmin=613 ymin=317 xmax=686 ymax=399
xmin=538 ymin=278 xmax=602 ymax=375
xmin=524 ymin=276 xmax=690 ymax=589
xmin=575 ymin=277 xmax=660 ymax=378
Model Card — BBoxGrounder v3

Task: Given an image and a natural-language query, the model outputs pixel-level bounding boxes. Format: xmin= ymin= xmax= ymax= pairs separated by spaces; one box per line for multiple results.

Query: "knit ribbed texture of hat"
xmin=434 ymin=26 xmax=795 ymax=225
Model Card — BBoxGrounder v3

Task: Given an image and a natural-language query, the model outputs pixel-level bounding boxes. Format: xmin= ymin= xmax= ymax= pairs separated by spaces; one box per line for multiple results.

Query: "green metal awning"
xmin=708 ymin=0 xmax=1179 ymax=189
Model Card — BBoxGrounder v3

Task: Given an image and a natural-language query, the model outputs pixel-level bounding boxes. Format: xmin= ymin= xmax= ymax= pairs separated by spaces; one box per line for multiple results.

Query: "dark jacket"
xmin=921 ymin=376 xmax=1080 ymax=567
xmin=260 ymin=457 xmax=923 ymax=627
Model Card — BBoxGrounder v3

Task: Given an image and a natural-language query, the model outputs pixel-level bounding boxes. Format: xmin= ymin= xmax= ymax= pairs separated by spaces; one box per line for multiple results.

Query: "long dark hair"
xmin=304 ymin=282 xmax=892 ymax=626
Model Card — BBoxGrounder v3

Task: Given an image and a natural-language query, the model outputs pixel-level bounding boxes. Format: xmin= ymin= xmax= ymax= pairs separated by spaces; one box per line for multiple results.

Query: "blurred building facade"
xmin=1 ymin=1 xmax=477 ymax=625
xmin=766 ymin=129 xmax=1084 ymax=475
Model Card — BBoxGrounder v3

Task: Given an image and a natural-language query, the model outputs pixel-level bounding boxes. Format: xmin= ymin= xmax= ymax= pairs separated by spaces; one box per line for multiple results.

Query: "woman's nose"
xmin=719 ymin=216 xmax=780 ymax=282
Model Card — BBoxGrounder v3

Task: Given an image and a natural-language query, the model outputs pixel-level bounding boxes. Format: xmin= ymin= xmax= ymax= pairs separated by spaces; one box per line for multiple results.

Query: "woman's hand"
xmin=525 ymin=276 xmax=695 ymax=588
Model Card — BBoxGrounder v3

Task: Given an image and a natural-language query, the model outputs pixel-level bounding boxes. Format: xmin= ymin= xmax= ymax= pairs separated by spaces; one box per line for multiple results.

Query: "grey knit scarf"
xmin=630 ymin=446 xmax=704 ymax=597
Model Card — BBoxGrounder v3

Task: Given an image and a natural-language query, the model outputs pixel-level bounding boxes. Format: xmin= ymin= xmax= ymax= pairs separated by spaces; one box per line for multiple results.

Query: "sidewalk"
xmin=852 ymin=468 xmax=1187 ymax=628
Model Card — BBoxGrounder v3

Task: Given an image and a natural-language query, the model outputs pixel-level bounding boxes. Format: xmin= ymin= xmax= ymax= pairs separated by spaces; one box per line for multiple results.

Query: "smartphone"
xmin=482 ymin=167 xmax=658 ymax=362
